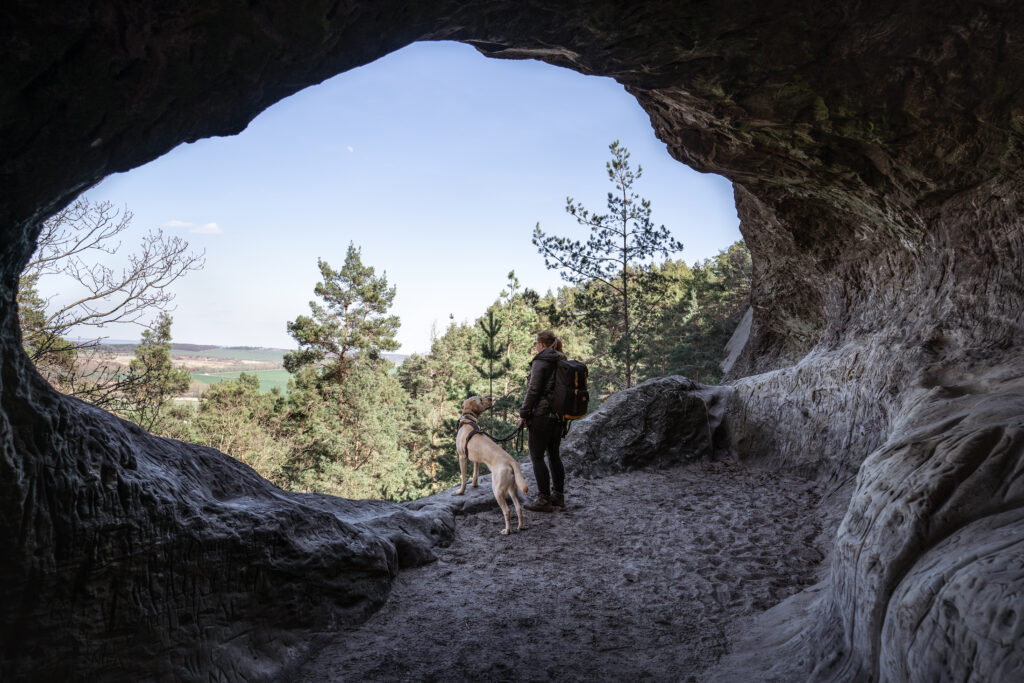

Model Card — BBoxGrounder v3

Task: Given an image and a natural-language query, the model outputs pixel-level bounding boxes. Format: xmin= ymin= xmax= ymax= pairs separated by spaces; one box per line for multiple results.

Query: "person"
xmin=518 ymin=329 xmax=567 ymax=512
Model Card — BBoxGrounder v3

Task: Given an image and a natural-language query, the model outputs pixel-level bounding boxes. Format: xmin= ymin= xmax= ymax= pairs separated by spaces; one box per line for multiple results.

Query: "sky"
xmin=53 ymin=41 xmax=740 ymax=354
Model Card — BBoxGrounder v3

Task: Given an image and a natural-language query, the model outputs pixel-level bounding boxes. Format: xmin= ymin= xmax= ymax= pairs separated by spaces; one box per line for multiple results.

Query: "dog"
xmin=453 ymin=396 xmax=528 ymax=534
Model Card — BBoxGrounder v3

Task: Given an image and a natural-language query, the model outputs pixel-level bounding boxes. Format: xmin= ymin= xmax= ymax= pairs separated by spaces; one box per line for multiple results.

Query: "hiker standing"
xmin=518 ymin=329 xmax=566 ymax=512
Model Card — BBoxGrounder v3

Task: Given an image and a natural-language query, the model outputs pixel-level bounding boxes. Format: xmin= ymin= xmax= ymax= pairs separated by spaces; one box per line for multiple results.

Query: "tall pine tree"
xmin=476 ymin=310 xmax=505 ymax=402
xmin=533 ymin=141 xmax=683 ymax=389
xmin=281 ymin=244 xmax=417 ymax=499
xmin=284 ymin=243 xmax=400 ymax=391
xmin=475 ymin=310 xmax=509 ymax=433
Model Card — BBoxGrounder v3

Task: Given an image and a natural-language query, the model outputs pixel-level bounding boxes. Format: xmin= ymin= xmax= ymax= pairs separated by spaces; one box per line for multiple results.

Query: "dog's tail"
xmin=512 ymin=459 xmax=528 ymax=494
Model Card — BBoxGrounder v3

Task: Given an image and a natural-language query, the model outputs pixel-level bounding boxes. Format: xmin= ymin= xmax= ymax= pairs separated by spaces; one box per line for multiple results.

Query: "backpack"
xmin=549 ymin=359 xmax=590 ymax=420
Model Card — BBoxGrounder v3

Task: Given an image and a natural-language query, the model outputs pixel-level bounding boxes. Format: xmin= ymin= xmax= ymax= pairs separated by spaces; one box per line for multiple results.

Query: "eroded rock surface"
xmin=0 ymin=338 xmax=455 ymax=680
xmin=4 ymin=1 xmax=1024 ymax=680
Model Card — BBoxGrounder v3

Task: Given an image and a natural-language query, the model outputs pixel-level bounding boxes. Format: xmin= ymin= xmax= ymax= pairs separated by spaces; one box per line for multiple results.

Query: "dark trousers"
xmin=527 ymin=415 xmax=564 ymax=496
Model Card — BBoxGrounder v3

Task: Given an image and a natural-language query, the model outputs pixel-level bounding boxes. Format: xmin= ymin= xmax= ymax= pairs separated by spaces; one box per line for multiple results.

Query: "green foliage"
xmin=138 ymin=151 xmax=747 ymax=504
xmin=18 ymin=271 xmax=78 ymax=383
xmin=644 ymin=242 xmax=752 ymax=384
xmin=153 ymin=238 xmax=749 ymax=502
xmin=277 ymin=244 xmax=422 ymax=500
xmin=18 ymin=272 xmax=49 ymax=353
xmin=120 ymin=312 xmax=192 ymax=431
xmin=20 ymin=170 xmax=751 ymax=506
xmin=397 ymin=319 xmax=479 ymax=492
xmin=476 ymin=310 xmax=507 ymax=400
xmin=161 ymin=373 xmax=290 ymax=483
xmin=282 ymin=361 xmax=422 ymax=500
xmin=533 ymin=140 xmax=684 ymax=388
xmin=486 ymin=271 xmax=539 ymax=427
xmin=284 ymin=243 xmax=400 ymax=384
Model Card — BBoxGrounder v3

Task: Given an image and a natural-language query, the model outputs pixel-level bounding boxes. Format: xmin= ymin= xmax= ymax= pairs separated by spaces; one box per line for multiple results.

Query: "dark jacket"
xmin=519 ymin=347 xmax=566 ymax=420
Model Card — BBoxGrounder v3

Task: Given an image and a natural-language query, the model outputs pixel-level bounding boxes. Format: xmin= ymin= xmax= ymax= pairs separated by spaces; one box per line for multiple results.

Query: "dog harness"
xmin=456 ymin=414 xmax=527 ymax=458
xmin=458 ymin=415 xmax=485 ymax=445
xmin=456 ymin=414 xmax=486 ymax=459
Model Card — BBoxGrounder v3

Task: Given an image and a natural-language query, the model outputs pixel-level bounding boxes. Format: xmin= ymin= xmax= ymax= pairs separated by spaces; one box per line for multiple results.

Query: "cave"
xmin=3 ymin=2 xmax=1023 ymax=681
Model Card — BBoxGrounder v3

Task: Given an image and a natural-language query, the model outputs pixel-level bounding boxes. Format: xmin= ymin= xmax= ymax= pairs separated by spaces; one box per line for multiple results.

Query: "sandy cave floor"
xmin=296 ymin=460 xmax=831 ymax=682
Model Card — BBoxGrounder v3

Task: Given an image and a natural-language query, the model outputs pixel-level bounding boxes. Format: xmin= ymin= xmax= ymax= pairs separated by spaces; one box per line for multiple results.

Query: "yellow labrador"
xmin=453 ymin=396 xmax=528 ymax=534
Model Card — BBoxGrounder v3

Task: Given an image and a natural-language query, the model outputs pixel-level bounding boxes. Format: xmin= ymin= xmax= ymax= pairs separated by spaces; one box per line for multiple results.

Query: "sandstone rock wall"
xmin=0 ymin=298 xmax=454 ymax=679
xmin=3 ymin=1 xmax=1024 ymax=680
xmin=713 ymin=181 xmax=1024 ymax=679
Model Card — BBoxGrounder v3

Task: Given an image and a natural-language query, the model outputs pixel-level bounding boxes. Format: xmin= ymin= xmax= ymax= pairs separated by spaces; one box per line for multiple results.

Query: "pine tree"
xmin=533 ymin=141 xmax=683 ymax=389
xmin=18 ymin=272 xmax=78 ymax=386
xmin=476 ymin=310 xmax=506 ymax=402
xmin=475 ymin=309 xmax=511 ymax=433
xmin=280 ymin=244 xmax=417 ymax=499
xmin=121 ymin=312 xmax=191 ymax=431
xmin=284 ymin=243 xmax=400 ymax=392
xmin=493 ymin=271 xmax=539 ymax=425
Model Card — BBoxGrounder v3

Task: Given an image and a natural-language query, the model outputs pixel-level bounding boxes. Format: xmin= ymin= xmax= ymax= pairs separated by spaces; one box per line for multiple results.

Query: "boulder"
xmin=561 ymin=377 xmax=729 ymax=478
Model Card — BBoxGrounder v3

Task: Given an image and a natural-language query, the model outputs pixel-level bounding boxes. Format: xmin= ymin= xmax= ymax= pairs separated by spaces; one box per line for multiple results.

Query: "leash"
xmin=456 ymin=415 xmax=525 ymax=453
xmin=480 ymin=423 xmax=525 ymax=455
xmin=484 ymin=423 xmax=524 ymax=444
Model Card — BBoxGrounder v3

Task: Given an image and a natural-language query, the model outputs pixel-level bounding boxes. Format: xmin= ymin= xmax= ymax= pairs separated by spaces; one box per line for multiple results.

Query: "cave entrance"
xmin=25 ymin=40 xmax=742 ymax=498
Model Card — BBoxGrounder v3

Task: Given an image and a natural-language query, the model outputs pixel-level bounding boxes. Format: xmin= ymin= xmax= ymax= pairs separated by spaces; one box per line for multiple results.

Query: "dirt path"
xmin=297 ymin=461 xmax=827 ymax=682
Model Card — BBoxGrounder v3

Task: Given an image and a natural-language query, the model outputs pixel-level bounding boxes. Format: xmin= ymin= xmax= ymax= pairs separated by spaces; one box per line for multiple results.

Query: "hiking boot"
xmin=550 ymin=491 xmax=565 ymax=508
xmin=524 ymin=494 xmax=556 ymax=513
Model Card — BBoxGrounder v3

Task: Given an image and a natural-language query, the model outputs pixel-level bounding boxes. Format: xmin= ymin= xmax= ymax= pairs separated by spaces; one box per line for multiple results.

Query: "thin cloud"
xmin=164 ymin=219 xmax=222 ymax=234
xmin=190 ymin=222 xmax=222 ymax=234
xmin=347 ymin=145 xmax=354 ymax=153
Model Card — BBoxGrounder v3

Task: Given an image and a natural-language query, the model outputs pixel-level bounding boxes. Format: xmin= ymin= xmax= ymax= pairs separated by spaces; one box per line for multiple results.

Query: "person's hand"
xmin=517 ymin=417 xmax=526 ymax=428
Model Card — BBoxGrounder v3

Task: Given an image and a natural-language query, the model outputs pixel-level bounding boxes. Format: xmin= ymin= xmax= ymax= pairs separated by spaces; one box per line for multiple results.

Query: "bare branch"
xmin=19 ymin=196 xmax=205 ymax=409
xmin=24 ymin=199 xmax=205 ymax=342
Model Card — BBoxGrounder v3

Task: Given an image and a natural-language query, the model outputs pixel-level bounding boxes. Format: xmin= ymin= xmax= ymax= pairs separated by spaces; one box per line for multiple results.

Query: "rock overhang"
xmin=3 ymin=2 xmax=1024 ymax=680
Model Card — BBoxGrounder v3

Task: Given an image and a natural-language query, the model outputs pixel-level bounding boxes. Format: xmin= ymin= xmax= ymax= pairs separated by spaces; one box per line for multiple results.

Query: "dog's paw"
xmin=500 ymin=529 xmax=510 ymax=535
xmin=453 ymin=490 xmax=464 ymax=496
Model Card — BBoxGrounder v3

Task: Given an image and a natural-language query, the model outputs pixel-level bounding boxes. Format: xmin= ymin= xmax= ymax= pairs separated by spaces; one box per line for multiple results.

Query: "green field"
xmin=191 ymin=369 xmax=292 ymax=393
xmin=162 ymin=345 xmax=409 ymax=396
xmin=174 ymin=347 xmax=288 ymax=362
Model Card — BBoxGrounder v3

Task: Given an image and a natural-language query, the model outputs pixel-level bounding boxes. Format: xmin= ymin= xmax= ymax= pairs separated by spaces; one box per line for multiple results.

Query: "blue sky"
xmin=69 ymin=41 xmax=740 ymax=353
